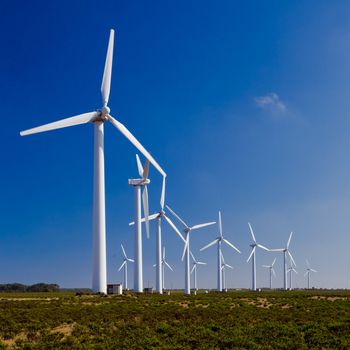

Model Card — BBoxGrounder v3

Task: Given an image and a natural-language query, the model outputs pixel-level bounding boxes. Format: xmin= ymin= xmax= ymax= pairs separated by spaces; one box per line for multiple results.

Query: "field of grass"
xmin=0 ymin=290 xmax=349 ymax=349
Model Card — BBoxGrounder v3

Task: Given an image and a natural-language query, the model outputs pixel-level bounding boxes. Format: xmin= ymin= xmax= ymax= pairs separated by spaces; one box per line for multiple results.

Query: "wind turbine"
xmin=287 ymin=265 xmax=298 ymax=290
xmin=20 ymin=29 xmax=166 ymax=294
xmin=247 ymin=223 xmax=270 ymax=291
xmin=270 ymin=232 xmax=296 ymax=291
xmin=200 ymin=211 xmax=241 ymax=291
xmin=153 ymin=247 xmax=174 ymax=291
xmin=166 ymin=205 xmax=215 ymax=294
xmin=305 ymin=259 xmax=317 ymax=289
xmin=190 ymin=252 xmax=206 ymax=290
xmin=262 ymin=258 xmax=276 ymax=289
xmin=118 ymin=244 xmax=134 ymax=290
xmin=129 ymin=178 xmax=186 ymax=293
xmin=128 ymin=154 xmax=153 ymax=293
xmin=220 ymin=251 xmax=233 ymax=291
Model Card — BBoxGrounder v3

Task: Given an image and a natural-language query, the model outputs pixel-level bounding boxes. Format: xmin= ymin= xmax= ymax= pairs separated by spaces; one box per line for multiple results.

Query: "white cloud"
xmin=254 ymin=93 xmax=287 ymax=114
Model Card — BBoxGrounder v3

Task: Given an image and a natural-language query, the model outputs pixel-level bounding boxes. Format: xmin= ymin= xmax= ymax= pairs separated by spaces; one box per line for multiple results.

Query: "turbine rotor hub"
xmin=101 ymin=105 xmax=110 ymax=115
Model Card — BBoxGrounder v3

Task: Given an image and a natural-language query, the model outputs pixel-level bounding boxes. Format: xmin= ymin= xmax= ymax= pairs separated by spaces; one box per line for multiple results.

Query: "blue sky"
xmin=1 ymin=0 xmax=350 ymax=289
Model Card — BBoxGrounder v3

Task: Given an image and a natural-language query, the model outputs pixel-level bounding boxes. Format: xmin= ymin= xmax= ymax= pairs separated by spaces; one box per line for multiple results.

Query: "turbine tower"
xmin=220 ymin=251 xmax=233 ymax=291
xmin=20 ymin=29 xmax=166 ymax=293
xmin=129 ymin=178 xmax=185 ymax=293
xmin=270 ymin=232 xmax=296 ymax=291
xmin=305 ymin=259 xmax=317 ymax=289
xmin=247 ymin=223 xmax=270 ymax=291
xmin=118 ymin=244 xmax=134 ymax=290
xmin=200 ymin=211 xmax=240 ymax=291
xmin=129 ymin=154 xmax=154 ymax=293
xmin=190 ymin=252 xmax=206 ymax=290
xmin=262 ymin=258 xmax=276 ymax=289
xmin=166 ymin=205 xmax=215 ymax=294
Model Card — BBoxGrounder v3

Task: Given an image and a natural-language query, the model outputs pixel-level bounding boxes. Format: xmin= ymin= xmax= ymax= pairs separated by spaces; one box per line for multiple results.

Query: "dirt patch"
xmin=239 ymin=297 xmax=272 ymax=308
xmin=51 ymin=323 xmax=75 ymax=337
xmin=1 ymin=332 xmax=27 ymax=347
xmin=195 ymin=303 xmax=209 ymax=308
xmin=281 ymin=304 xmax=292 ymax=309
xmin=179 ymin=302 xmax=189 ymax=308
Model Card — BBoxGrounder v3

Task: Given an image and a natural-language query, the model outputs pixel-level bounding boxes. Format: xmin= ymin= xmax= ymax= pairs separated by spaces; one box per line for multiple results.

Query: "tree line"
xmin=0 ymin=283 xmax=59 ymax=292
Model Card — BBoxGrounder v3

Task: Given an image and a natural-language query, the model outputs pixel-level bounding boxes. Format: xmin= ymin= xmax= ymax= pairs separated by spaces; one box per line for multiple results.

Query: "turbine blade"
xmin=200 ymin=238 xmax=218 ymax=251
xmin=121 ymin=244 xmax=127 ymax=259
xmin=190 ymin=265 xmax=196 ymax=274
xmin=247 ymin=247 xmax=256 ymax=262
xmin=218 ymin=211 xmax=223 ymax=237
xmin=136 ymin=154 xmax=144 ymax=177
xmin=163 ymin=214 xmax=186 ymax=243
xmin=164 ymin=261 xmax=173 ymax=271
xmin=262 ymin=265 xmax=270 ymax=268
xmin=20 ymin=112 xmax=98 ymax=136
xmin=225 ymin=264 xmax=233 ymax=269
xmin=143 ymin=159 xmax=150 ymax=180
xmin=310 ymin=269 xmax=317 ymax=273
xmin=272 ymin=258 xmax=276 ymax=266
xmin=220 ymin=252 xmax=226 ymax=267
xmin=288 ymin=251 xmax=296 ymax=267
xmin=191 ymin=222 xmax=216 ymax=230
xmin=101 ymin=29 xmax=114 ymax=106
xmin=160 ymin=176 xmax=166 ymax=210
xmin=128 ymin=258 xmax=134 ymax=263
xmin=269 ymin=248 xmax=284 ymax=252
xmin=257 ymin=244 xmax=270 ymax=251
xmin=118 ymin=261 xmax=126 ymax=271
xmin=108 ymin=115 xmax=166 ymax=177
xmin=306 ymin=259 xmax=310 ymax=268
xmin=287 ymin=231 xmax=293 ymax=248
xmin=197 ymin=262 xmax=206 ymax=265
xmin=190 ymin=251 xmax=196 ymax=262
xmin=223 ymin=238 xmax=241 ymax=253
xmin=163 ymin=247 xmax=165 ymax=259
xmin=142 ymin=185 xmax=150 ymax=239
xmin=304 ymin=271 xmax=309 ymax=277
xmin=248 ymin=222 xmax=257 ymax=243
xmin=165 ymin=205 xmax=188 ymax=228
xmin=272 ymin=268 xmax=276 ymax=277
xmin=129 ymin=212 xmax=159 ymax=226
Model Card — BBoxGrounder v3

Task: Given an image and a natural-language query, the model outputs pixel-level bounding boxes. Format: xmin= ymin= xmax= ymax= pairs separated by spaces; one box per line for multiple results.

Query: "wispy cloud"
xmin=254 ymin=93 xmax=287 ymax=114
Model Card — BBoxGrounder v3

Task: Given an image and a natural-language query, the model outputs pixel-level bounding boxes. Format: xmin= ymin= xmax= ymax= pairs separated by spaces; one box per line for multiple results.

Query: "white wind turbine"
xmin=305 ymin=259 xmax=317 ymax=289
xmin=166 ymin=205 xmax=216 ymax=294
xmin=287 ymin=264 xmax=298 ymax=290
xmin=129 ymin=178 xmax=186 ymax=293
xmin=190 ymin=252 xmax=206 ymax=290
xmin=262 ymin=258 xmax=276 ymax=289
xmin=20 ymin=29 xmax=165 ymax=294
xmin=220 ymin=251 xmax=233 ymax=291
xmin=200 ymin=211 xmax=241 ymax=291
xmin=247 ymin=223 xmax=270 ymax=291
xmin=270 ymin=232 xmax=296 ymax=291
xmin=153 ymin=247 xmax=174 ymax=291
xmin=118 ymin=244 xmax=134 ymax=290
xmin=128 ymin=154 xmax=154 ymax=293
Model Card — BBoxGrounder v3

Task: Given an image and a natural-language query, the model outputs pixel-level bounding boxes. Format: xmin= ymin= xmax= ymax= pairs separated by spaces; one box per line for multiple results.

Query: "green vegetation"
xmin=0 ymin=284 xmax=59 ymax=293
xmin=0 ymin=290 xmax=349 ymax=349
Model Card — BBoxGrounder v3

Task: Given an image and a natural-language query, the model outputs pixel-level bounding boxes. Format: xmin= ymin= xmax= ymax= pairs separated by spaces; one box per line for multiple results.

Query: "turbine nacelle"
xmin=128 ymin=178 xmax=151 ymax=186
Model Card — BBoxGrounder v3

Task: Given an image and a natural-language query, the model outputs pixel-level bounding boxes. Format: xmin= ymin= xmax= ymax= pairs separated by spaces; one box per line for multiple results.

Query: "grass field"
xmin=0 ymin=290 xmax=349 ymax=349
